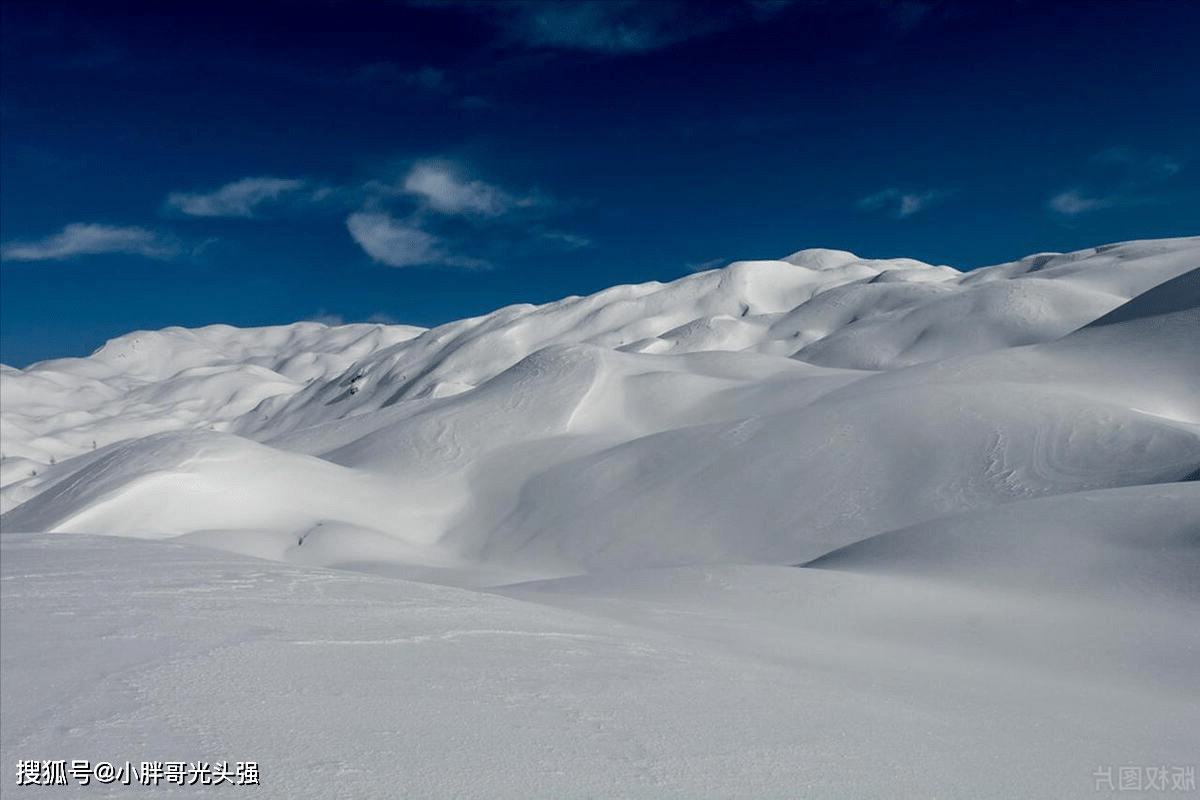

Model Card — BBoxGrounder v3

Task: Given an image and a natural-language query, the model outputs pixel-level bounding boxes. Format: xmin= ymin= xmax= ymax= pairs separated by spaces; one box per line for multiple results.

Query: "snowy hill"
xmin=2 ymin=236 xmax=1198 ymax=798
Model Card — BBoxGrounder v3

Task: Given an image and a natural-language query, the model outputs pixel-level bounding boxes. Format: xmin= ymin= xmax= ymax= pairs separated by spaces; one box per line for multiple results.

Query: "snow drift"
xmin=4 ymin=236 xmax=1197 ymax=575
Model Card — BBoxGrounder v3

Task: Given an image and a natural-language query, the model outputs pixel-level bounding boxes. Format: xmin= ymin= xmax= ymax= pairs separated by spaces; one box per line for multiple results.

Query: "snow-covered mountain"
xmin=2 ymin=237 xmax=1198 ymax=798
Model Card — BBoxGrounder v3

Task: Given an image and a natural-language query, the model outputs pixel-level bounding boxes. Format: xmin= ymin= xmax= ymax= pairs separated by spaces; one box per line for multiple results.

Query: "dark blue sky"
xmin=2 ymin=1 xmax=1197 ymax=366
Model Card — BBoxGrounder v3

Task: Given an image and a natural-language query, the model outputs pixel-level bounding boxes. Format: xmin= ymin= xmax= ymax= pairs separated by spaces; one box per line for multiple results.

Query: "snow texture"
xmin=2 ymin=236 xmax=1198 ymax=797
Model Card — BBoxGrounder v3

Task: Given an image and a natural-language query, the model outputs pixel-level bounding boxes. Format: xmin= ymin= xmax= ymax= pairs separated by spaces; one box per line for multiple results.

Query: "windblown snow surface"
xmin=2 ymin=237 xmax=1198 ymax=798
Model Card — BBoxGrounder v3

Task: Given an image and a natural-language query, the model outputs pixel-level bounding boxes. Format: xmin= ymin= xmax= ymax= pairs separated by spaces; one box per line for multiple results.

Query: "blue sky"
xmin=2 ymin=0 xmax=1197 ymax=367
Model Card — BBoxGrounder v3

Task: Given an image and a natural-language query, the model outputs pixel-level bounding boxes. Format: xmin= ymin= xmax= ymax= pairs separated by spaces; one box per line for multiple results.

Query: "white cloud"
xmin=346 ymin=211 xmax=440 ymax=266
xmin=1047 ymin=190 xmax=1118 ymax=216
xmin=857 ymin=188 xmax=952 ymax=219
xmin=354 ymin=158 xmax=583 ymax=269
xmin=346 ymin=211 xmax=488 ymax=270
xmin=1 ymin=223 xmax=179 ymax=261
xmin=166 ymin=176 xmax=309 ymax=218
xmin=402 ymin=161 xmax=535 ymax=217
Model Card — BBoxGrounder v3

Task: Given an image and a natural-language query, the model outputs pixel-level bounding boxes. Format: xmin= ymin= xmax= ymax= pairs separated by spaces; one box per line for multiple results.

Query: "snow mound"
xmin=2 ymin=236 xmax=1197 ymax=573
xmin=803 ymin=482 xmax=1200 ymax=602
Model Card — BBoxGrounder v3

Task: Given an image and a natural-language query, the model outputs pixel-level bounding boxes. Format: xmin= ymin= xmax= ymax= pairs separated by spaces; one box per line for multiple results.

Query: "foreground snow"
xmin=4 ymin=521 xmax=1196 ymax=799
xmin=2 ymin=237 xmax=1198 ymax=797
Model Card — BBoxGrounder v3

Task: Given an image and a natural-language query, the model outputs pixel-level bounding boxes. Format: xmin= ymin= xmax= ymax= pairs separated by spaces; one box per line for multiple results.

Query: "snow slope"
xmin=2 ymin=236 xmax=1198 ymax=797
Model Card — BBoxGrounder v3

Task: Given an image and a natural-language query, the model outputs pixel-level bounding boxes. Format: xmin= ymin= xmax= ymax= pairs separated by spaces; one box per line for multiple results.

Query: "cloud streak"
xmin=1 ymin=223 xmax=179 ymax=261
xmin=166 ymin=176 xmax=311 ymax=218
xmin=430 ymin=0 xmax=729 ymax=54
xmin=857 ymin=188 xmax=953 ymax=219
xmin=1048 ymin=147 xmax=1182 ymax=217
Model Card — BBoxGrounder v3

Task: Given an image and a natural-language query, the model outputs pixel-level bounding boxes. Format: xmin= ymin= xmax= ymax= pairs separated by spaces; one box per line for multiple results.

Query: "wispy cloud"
xmin=857 ymin=187 xmax=953 ymax=219
xmin=1048 ymin=147 xmax=1182 ymax=217
xmin=431 ymin=0 xmax=729 ymax=54
xmin=1093 ymin=146 xmax=1180 ymax=179
xmin=365 ymin=312 xmax=401 ymax=325
xmin=345 ymin=211 xmax=488 ymax=270
xmin=1047 ymin=190 xmax=1118 ymax=216
xmin=401 ymin=160 xmax=538 ymax=217
xmin=306 ymin=310 xmax=401 ymax=326
xmin=1 ymin=223 xmax=179 ymax=261
xmin=165 ymin=176 xmax=311 ymax=218
xmin=539 ymin=229 xmax=592 ymax=249
xmin=306 ymin=310 xmax=346 ymax=327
